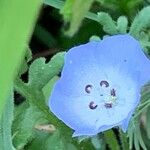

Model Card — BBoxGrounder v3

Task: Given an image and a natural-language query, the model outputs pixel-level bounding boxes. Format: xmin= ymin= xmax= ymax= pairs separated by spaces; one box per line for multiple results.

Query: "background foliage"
xmin=1 ymin=0 xmax=150 ymax=149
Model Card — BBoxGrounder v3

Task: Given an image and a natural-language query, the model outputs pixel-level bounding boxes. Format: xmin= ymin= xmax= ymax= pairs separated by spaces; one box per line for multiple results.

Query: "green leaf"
xmin=97 ymin=12 xmax=118 ymax=35
xmin=28 ymin=52 xmax=65 ymax=89
xmin=42 ymin=76 xmax=59 ymax=103
xmin=116 ymin=16 xmax=128 ymax=34
xmin=146 ymin=108 xmax=150 ymax=139
xmin=119 ymin=130 xmax=129 ymax=150
xmin=103 ymin=130 xmax=120 ymax=150
xmin=127 ymin=120 xmax=147 ymax=150
xmin=35 ymin=130 xmax=66 ymax=150
xmin=136 ymin=124 xmax=147 ymax=150
xmin=127 ymin=122 xmax=134 ymax=149
xmin=25 ymin=130 xmax=77 ymax=150
xmin=89 ymin=35 xmax=101 ymax=42
xmin=91 ymin=135 xmax=105 ymax=150
xmin=130 ymin=6 xmax=150 ymax=39
xmin=0 ymin=0 xmax=42 ymax=118
xmin=14 ymin=78 xmax=64 ymax=130
xmin=61 ymin=0 xmax=94 ymax=36
xmin=141 ymin=126 xmax=150 ymax=149
xmin=12 ymin=103 xmax=47 ymax=149
xmin=133 ymin=83 xmax=150 ymax=118
xmin=0 ymin=88 xmax=15 ymax=150
xmin=134 ymin=133 xmax=140 ymax=150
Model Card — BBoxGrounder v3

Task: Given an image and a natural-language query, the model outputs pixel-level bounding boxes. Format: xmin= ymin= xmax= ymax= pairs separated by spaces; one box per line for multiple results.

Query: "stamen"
xmin=89 ymin=101 xmax=98 ymax=110
xmin=104 ymin=102 xmax=112 ymax=109
xmin=111 ymin=89 xmax=116 ymax=96
xmin=100 ymin=80 xmax=109 ymax=87
xmin=85 ymin=84 xmax=92 ymax=93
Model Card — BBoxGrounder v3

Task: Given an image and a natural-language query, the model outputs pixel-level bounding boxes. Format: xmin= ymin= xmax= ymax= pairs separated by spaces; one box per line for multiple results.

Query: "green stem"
xmin=44 ymin=0 xmax=99 ymax=22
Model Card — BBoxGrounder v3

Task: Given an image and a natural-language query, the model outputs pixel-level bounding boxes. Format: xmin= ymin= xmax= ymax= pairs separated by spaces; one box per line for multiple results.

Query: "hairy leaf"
xmin=28 ymin=52 xmax=65 ymax=89
xmin=25 ymin=130 xmax=77 ymax=150
xmin=13 ymin=103 xmax=46 ymax=149
xmin=146 ymin=108 xmax=150 ymax=139
xmin=130 ymin=6 xmax=150 ymax=39
xmin=0 ymin=88 xmax=15 ymax=150
xmin=97 ymin=12 xmax=118 ymax=35
xmin=128 ymin=120 xmax=147 ymax=150
xmin=117 ymin=16 xmax=128 ymax=34
xmin=43 ymin=76 xmax=59 ymax=103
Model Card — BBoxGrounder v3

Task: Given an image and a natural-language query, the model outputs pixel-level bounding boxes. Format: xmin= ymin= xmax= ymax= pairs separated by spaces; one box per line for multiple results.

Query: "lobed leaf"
xmin=42 ymin=76 xmax=59 ymax=104
xmin=25 ymin=128 xmax=78 ymax=150
xmin=97 ymin=12 xmax=118 ymax=35
xmin=12 ymin=103 xmax=47 ymax=149
xmin=28 ymin=52 xmax=65 ymax=89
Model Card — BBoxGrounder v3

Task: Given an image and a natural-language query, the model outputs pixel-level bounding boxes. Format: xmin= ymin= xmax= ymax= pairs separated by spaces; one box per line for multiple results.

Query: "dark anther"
xmin=111 ymin=89 xmax=116 ymax=96
xmin=100 ymin=94 xmax=103 ymax=96
xmin=85 ymin=84 xmax=92 ymax=93
xmin=124 ymin=59 xmax=127 ymax=62
xmin=89 ymin=101 xmax=98 ymax=110
xmin=104 ymin=102 xmax=112 ymax=109
xmin=100 ymin=80 xmax=109 ymax=87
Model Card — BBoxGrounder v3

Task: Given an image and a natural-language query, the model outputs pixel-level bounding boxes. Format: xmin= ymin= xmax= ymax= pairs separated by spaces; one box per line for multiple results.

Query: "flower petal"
xmin=95 ymin=34 xmax=150 ymax=85
xmin=59 ymin=42 xmax=104 ymax=97
xmin=50 ymin=81 xmax=101 ymax=135
xmin=120 ymin=112 xmax=133 ymax=132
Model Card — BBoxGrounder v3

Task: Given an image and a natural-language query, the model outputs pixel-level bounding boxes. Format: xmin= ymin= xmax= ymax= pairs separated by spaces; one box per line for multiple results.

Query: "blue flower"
xmin=49 ymin=34 xmax=150 ymax=137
